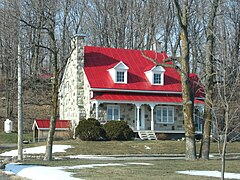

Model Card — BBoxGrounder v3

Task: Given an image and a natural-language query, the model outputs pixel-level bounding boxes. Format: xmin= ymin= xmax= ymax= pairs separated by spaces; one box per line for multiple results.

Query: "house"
xmin=32 ymin=119 xmax=71 ymax=142
xmin=59 ymin=35 xmax=204 ymax=138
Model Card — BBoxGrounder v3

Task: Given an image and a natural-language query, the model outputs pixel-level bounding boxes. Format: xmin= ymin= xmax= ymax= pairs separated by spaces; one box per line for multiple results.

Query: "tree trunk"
xmin=44 ymin=7 xmax=58 ymax=161
xmin=44 ymin=48 xmax=58 ymax=161
xmin=174 ymin=0 xmax=196 ymax=160
xmin=202 ymin=0 xmax=219 ymax=160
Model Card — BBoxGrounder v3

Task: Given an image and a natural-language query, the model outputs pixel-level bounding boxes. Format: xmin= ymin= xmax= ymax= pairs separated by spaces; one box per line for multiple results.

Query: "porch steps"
xmin=138 ymin=131 xmax=157 ymax=140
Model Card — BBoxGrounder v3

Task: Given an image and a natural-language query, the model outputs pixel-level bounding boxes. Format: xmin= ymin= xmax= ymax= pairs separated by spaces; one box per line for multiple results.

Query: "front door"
xmin=139 ymin=106 xmax=145 ymax=130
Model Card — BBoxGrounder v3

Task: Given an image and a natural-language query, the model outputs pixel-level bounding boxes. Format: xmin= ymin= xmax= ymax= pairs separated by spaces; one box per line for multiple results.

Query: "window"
xmin=153 ymin=73 xmax=161 ymax=84
xmin=145 ymin=66 xmax=165 ymax=85
xmin=116 ymin=71 xmax=125 ymax=82
xmin=108 ymin=61 xmax=129 ymax=84
xmin=156 ymin=107 xmax=174 ymax=123
xmin=107 ymin=105 xmax=120 ymax=120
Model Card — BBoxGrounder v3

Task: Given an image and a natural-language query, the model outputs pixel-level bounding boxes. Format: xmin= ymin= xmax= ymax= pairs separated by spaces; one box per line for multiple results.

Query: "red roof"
xmin=84 ymin=46 xmax=182 ymax=92
xmin=92 ymin=92 xmax=204 ymax=105
xmin=33 ymin=119 xmax=71 ymax=130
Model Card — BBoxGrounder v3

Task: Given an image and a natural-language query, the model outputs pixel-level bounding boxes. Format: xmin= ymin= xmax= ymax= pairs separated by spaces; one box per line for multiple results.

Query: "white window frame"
xmin=116 ymin=71 xmax=125 ymax=83
xmin=156 ymin=106 xmax=174 ymax=124
xmin=145 ymin=66 xmax=165 ymax=85
xmin=107 ymin=105 xmax=120 ymax=120
xmin=108 ymin=61 xmax=129 ymax=84
xmin=153 ymin=73 xmax=162 ymax=85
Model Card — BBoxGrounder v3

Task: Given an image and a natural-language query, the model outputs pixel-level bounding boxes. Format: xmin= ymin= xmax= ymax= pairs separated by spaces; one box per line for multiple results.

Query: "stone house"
xmin=59 ymin=35 xmax=204 ymax=137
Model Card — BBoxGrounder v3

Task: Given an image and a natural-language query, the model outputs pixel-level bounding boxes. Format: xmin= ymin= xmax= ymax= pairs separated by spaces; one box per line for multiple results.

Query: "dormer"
xmin=145 ymin=65 xmax=165 ymax=85
xmin=108 ymin=61 xmax=129 ymax=84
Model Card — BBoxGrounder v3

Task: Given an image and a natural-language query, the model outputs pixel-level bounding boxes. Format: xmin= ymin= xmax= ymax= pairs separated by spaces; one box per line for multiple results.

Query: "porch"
xmin=90 ymin=100 xmax=203 ymax=133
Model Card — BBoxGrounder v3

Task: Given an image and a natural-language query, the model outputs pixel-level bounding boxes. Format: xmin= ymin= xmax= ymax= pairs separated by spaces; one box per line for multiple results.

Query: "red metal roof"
xmin=92 ymin=92 xmax=204 ymax=105
xmin=84 ymin=46 xmax=182 ymax=92
xmin=34 ymin=119 xmax=71 ymax=130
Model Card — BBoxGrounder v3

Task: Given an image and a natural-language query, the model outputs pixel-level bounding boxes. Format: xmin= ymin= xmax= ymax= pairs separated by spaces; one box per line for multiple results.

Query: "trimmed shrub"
xmin=104 ymin=120 xmax=134 ymax=140
xmin=75 ymin=118 xmax=106 ymax=141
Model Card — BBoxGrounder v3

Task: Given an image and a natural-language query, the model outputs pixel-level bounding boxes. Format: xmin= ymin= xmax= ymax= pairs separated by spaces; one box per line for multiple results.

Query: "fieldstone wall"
xmin=59 ymin=35 xmax=87 ymax=126
xmin=90 ymin=103 xmax=185 ymax=131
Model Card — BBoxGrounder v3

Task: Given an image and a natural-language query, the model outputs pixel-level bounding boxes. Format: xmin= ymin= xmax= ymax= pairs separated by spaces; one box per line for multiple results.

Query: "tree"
xmin=13 ymin=0 xmax=77 ymax=160
xmin=174 ymin=0 xmax=196 ymax=160
xmin=201 ymin=0 xmax=219 ymax=160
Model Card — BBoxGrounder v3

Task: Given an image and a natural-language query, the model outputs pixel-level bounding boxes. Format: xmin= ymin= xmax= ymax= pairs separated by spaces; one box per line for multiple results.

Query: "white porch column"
xmin=136 ymin=104 xmax=141 ymax=131
xmin=95 ymin=101 xmax=99 ymax=120
xmin=150 ymin=104 xmax=155 ymax=131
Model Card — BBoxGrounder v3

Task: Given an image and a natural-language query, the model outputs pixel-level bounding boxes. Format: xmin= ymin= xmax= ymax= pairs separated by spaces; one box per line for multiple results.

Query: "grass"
xmin=1 ymin=133 xmax=240 ymax=179
xmin=0 ymin=132 xmax=32 ymax=154
xmin=21 ymin=158 xmax=240 ymax=180
xmin=52 ymin=139 xmax=240 ymax=156
xmin=0 ymin=132 xmax=32 ymax=144
xmin=1 ymin=132 xmax=240 ymax=155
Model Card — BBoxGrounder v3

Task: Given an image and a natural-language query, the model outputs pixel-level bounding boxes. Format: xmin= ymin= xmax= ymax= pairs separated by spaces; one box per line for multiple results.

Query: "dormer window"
xmin=116 ymin=71 xmax=125 ymax=82
xmin=153 ymin=73 xmax=162 ymax=84
xmin=145 ymin=65 xmax=165 ymax=85
xmin=108 ymin=61 xmax=129 ymax=84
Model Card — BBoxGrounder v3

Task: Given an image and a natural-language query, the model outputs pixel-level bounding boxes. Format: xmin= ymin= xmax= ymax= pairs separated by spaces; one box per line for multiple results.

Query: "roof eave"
xmin=90 ymin=87 xmax=182 ymax=94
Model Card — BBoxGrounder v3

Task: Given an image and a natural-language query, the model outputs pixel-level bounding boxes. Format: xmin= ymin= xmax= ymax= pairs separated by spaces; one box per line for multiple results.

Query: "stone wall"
xmin=59 ymin=35 xmax=87 ymax=126
xmin=90 ymin=103 xmax=185 ymax=131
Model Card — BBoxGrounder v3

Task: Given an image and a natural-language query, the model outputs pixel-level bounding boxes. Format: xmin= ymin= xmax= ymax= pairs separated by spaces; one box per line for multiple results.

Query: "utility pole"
xmin=17 ymin=43 xmax=23 ymax=161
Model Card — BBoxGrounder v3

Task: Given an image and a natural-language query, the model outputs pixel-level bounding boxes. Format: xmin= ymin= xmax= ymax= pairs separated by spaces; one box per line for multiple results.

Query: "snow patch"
xmin=5 ymin=163 xmax=79 ymax=180
xmin=0 ymin=145 xmax=72 ymax=157
xmin=4 ymin=162 xmax=153 ymax=180
xmin=177 ymin=170 xmax=240 ymax=179
xmin=144 ymin=145 xmax=151 ymax=150
xmin=67 ymin=155 xmax=112 ymax=159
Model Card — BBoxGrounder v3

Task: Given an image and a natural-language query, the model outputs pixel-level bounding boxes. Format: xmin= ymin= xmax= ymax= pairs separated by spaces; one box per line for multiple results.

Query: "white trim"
xmin=90 ymin=99 xmax=204 ymax=107
xmin=36 ymin=128 xmax=69 ymax=131
xmin=91 ymin=99 xmax=182 ymax=106
xmin=90 ymin=88 xmax=182 ymax=94
xmin=106 ymin=104 xmax=120 ymax=120
xmin=108 ymin=61 xmax=129 ymax=84
xmin=156 ymin=106 xmax=175 ymax=124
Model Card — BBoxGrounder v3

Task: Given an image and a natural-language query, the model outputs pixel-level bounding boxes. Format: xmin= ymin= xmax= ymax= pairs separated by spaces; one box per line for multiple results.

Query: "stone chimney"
xmin=59 ymin=34 xmax=87 ymax=124
xmin=71 ymin=34 xmax=86 ymax=67
xmin=72 ymin=34 xmax=87 ymax=120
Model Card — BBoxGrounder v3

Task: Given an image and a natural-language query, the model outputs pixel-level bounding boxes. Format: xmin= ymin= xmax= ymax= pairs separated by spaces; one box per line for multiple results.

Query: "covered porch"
xmin=90 ymin=92 xmax=204 ymax=133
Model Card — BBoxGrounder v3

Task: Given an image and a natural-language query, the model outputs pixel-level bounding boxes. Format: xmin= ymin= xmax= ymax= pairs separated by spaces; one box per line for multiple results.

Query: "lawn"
xmin=19 ymin=158 xmax=240 ymax=180
xmin=1 ymin=133 xmax=240 ymax=179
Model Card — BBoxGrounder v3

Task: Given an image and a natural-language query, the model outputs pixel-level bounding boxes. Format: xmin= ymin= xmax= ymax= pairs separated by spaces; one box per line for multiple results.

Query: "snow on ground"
xmin=1 ymin=145 xmax=239 ymax=179
xmin=4 ymin=162 xmax=153 ymax=180
xmin=177 ymin=170 xmax=240 ymax=179
xmin=0 ymin=145 xmax=72 ymax=157
xmin=5 ymin=163 xmax=79 ymax=180
xmin=66 ymin=154 xmax=112 ymax=160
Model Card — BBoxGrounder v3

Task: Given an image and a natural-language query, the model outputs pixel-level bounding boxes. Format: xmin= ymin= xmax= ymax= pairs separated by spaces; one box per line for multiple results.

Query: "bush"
xmin=75 ymin=118 xmax=106 ymax=141
xmin=104 ymin=120 xmax=134 ymax=140
xmin=156 ymin=133 xmax=167 ymax=140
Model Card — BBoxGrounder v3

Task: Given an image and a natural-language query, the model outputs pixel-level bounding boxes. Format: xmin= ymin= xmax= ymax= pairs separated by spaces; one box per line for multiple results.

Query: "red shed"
xmin=32 ymin=119 xmax=71 ymax=142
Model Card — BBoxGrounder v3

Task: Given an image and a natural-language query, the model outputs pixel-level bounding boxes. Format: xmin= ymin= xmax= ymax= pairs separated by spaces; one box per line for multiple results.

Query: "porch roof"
xmin=92 ymin=92 xmax=204 ymax=105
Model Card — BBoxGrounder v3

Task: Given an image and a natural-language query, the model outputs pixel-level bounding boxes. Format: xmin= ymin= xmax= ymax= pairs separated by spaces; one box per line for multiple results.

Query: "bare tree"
xmin=174 ymin=0 xmax=196 ymax=160
xmin=201 ymin=0 xmax=219 ymax=160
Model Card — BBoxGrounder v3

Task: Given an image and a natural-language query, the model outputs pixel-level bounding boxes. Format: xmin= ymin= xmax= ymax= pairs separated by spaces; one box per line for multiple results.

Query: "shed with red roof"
xmin=32 ymin=119 xmax=71 ymax=142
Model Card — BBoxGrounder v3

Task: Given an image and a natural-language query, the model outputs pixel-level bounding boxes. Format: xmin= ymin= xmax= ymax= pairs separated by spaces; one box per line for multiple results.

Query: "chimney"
xmin=71 ymin=34 xmax=86 ymax=68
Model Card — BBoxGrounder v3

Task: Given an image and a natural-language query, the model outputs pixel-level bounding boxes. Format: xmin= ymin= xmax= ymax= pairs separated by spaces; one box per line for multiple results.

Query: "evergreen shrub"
xmin=75 ymin=118 xmax=106 ymax=141
xmin=104 ymin=120 xmax=134 ymax=140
